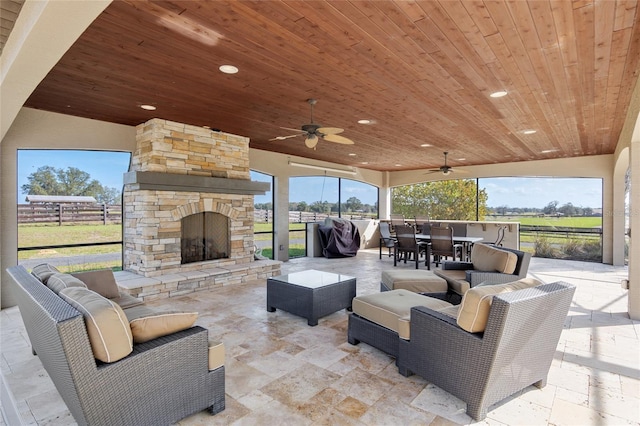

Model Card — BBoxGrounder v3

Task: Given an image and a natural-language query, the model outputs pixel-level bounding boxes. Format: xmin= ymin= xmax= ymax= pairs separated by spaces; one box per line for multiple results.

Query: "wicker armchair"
xmin=435 ymin=245 xmax=531 ymax=297
xmin=396 ymin=282 xmax=576 ymax=420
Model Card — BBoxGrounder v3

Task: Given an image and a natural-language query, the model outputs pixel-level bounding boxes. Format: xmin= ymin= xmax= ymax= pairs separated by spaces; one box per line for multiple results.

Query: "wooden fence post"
xmin=58 ymin=203 xmax=63 ymax=226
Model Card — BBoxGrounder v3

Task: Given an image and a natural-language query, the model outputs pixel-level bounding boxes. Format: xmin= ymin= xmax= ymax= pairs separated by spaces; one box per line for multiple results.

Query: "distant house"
xmin=25 ymin=195 xmax=97 ymax=204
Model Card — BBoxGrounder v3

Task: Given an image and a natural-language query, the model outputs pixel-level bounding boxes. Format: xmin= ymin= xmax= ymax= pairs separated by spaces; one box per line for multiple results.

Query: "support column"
xmin=273 ymin=175 xmax=290 ymax=262
xmin=379 ymin=171 xmax=392 ymax=219
xmin=629 ymin=126 xmax=640 ymax=320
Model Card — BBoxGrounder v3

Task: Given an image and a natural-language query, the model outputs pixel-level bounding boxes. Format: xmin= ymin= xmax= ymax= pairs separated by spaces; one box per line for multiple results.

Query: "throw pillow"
xmin=47 ymin=273 xmax=87 ymax=294
xmin=71 ymin=269 xmax=120 ymax=299
xmin=457 ymin=277 xmax=543 ymax=333
xmin=129 ymin=311 xmax=198 ymax=343
xmin=470 ymin=244 xmax=518 ymax=274
xmin=59 ymin=287 xmax=133 ymax=363
xmin=31 ymin=263 xmax=60 ymax=284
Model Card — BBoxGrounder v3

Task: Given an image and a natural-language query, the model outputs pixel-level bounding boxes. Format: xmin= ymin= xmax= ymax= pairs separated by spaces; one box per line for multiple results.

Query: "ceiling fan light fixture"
xmin=305 ymin=134 xmax=318 ymax=148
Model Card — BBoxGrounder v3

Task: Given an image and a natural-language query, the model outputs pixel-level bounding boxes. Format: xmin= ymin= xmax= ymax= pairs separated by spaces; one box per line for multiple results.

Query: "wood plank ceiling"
xmin=23 ymin=0 xmax=640 ymax=172
xmin=0 ymin=0 xmax=26 ymax=55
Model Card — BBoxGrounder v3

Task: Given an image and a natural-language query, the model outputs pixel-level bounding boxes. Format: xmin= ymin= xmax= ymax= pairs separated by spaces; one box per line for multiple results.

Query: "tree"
xmin=21 ymin=166 xmax=61 ymax=195
xmin=22 ymin=166 xmax=121 ymax=203
xmin=309 ymin=200 xmax=331 ymax=213
xmin=391 ymin=179 xmax=487 ymax=220
xmin=495 ymin=205 xmax=509 ymax=215
xmin=343 ymin=196 xmax=362 ymax=212
xmin=543 ymin=201 xmax=559 ymax=215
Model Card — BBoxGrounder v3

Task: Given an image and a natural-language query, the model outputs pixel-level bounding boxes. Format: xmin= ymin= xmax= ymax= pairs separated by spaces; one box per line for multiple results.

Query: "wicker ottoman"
xmin=380 ymin=269 xmax=447 ymax=294
xmin=347 ymin=289 xmax=453 ymax=361
xmin=267 ymin=269 xmax=356 ymax=326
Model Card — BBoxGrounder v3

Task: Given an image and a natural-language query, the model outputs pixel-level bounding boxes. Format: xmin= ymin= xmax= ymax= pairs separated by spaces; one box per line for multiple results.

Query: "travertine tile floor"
xmin=1 ymin=249 xmax=639 ymax=425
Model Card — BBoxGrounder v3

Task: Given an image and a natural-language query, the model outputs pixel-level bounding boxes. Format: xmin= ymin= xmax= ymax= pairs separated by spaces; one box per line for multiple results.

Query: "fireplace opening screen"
xmin=181 ymin=212 xmax=229 ymax=264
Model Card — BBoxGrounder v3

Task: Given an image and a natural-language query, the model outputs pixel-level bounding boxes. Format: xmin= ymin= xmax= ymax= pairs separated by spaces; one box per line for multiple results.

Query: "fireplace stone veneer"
xmin=121 ymin=118 xmax=280 ymax=299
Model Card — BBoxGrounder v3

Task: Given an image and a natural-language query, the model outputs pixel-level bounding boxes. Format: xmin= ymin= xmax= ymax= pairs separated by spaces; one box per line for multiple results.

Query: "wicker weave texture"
xmin=7 ymin=265 xmax=225 ymax=426
xmin=267 ymin=275 xmax=356 ymax=326
xmin=405 ymin=282 xmax=575 ymax=420
xmin=347 ymin=313 xmax=401 ymax=358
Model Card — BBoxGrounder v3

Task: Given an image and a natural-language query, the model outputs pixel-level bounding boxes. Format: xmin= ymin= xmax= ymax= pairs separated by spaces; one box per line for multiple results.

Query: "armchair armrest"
xmin=465 ymin=271 xmax=522 ymax=287
xmin=441 ymin=261 xmax=473 ymax=270
xmin=85 ymin=326 xmax=219 ymax=423
xmin=410 ymin=306 xmax=483 ymax=347
xmin=405 ymin=306 xmax=487 ymax=404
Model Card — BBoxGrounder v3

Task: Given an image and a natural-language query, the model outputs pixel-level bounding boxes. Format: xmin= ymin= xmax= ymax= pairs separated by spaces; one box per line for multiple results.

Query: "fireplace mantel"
xmin=124 ymin=171 xmax=269 ymax=195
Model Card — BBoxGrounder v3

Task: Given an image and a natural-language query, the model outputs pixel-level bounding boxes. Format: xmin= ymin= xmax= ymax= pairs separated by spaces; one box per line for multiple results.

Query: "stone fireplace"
xmin=119 ymin=118 xmax=280 ymax=299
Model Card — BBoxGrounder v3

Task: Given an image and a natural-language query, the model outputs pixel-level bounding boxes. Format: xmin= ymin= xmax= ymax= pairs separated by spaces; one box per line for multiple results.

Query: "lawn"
xmin=19 ymin=222 xmax=307 ymax=265
xmin=484 ymin=215 xmax=602 ymax=228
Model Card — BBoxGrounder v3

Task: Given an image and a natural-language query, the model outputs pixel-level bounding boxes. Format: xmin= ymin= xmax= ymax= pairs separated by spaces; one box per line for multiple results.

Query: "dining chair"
xmin=393 ymin=224 xmax=430 ymax=270
xmin=414 ymin=215 xmax=430 ymax=234
xmin=429 ymin=225 xmax=463 ymax=266
xmin=379 ymin=222 xmax=397 ymax=259
xmin=449 ymin=222 xmax=470 ymax=260
xmin=389 ymin=214 xmax=406 ymax=233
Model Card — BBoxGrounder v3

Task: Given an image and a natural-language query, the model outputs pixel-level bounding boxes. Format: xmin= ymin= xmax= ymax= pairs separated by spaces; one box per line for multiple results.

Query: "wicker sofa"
xmin=7 ymin=264 xmax=225 ymax=426
xmin=348 ymin=278 xmax=575 ymax=420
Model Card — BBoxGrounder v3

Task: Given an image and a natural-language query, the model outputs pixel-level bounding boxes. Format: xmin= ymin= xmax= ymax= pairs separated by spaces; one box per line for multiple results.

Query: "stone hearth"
xmin=121 ymin=118 xmax=280 ymax=300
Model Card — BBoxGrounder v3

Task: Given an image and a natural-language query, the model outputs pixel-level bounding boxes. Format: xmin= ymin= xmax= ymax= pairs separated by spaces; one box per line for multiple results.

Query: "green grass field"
xmin=19 ymin=216 xmax=604 ymax=268
xmin=484 ymin=215 xmax=602 ymax=228
xmin=19 ymin=222 xmax=307 ymax=266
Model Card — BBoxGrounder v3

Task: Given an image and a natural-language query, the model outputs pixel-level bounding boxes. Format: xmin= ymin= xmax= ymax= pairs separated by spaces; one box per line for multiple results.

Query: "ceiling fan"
xmin=426 ymin=152 xmax=468 ymax=175
xmin=270 ymin=99 xmax=354 ymax=149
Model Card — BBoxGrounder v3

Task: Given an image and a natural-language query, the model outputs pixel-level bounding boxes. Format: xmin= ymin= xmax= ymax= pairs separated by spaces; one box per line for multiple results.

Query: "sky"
xmin=17 ymin=150 xmax=603 ymax=209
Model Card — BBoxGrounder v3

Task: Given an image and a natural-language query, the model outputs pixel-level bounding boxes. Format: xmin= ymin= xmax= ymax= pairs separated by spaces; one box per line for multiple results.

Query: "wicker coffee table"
xmin=267 ymin=269 xmax=357 ymax=326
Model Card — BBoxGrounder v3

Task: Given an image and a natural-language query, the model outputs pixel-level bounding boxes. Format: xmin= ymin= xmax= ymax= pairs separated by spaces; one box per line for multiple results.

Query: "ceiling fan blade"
xmin=269 ymin=134 xmax=303 ymax=141
xmin=279 ymin=126 xmax=305 ymax=133
xmin=323 ymin=133 xmax=354 ymax=145
xmin=317 ymin=127 xmax=344 ymax=135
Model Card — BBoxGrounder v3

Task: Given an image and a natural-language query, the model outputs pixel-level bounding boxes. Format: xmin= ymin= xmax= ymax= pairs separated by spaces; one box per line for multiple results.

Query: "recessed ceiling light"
xmin=457 ymin=158 xmax=466 ymax=161
xmin=348 ymin=153 xmax=356 ymax=156
xmin=490 ymin=91 xmax=508 ymax=98
xmin=522 ymin=129 xmax=537 ymax=134
xmin=395 ymin=164 xmax=402 ymax=167
xmin=203 ymin=126 xmax=211 ymax=129
xmin=361 ymin=162 xmax=369 ymax=165
xmin=420 ymin=143 xmax=432 ymax=147
xmin=219 ymin=65 xmax=239 ymax=74
xmin=541 ymin=149 xmax=557 ymax=153
xmin=358 ymin=119 xmax=376 ymax=125
xmin=140 ymin=104 xmax=156 ymax=111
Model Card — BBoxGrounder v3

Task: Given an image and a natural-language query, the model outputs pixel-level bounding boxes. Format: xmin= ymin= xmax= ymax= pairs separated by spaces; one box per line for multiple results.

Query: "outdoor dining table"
xmin=415 ymin=234 xmax=483 ymax=262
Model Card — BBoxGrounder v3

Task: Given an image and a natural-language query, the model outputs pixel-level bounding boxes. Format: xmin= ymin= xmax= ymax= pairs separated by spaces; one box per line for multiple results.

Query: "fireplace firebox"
xmin=181 ymin=212 xmax=229 ymax=264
